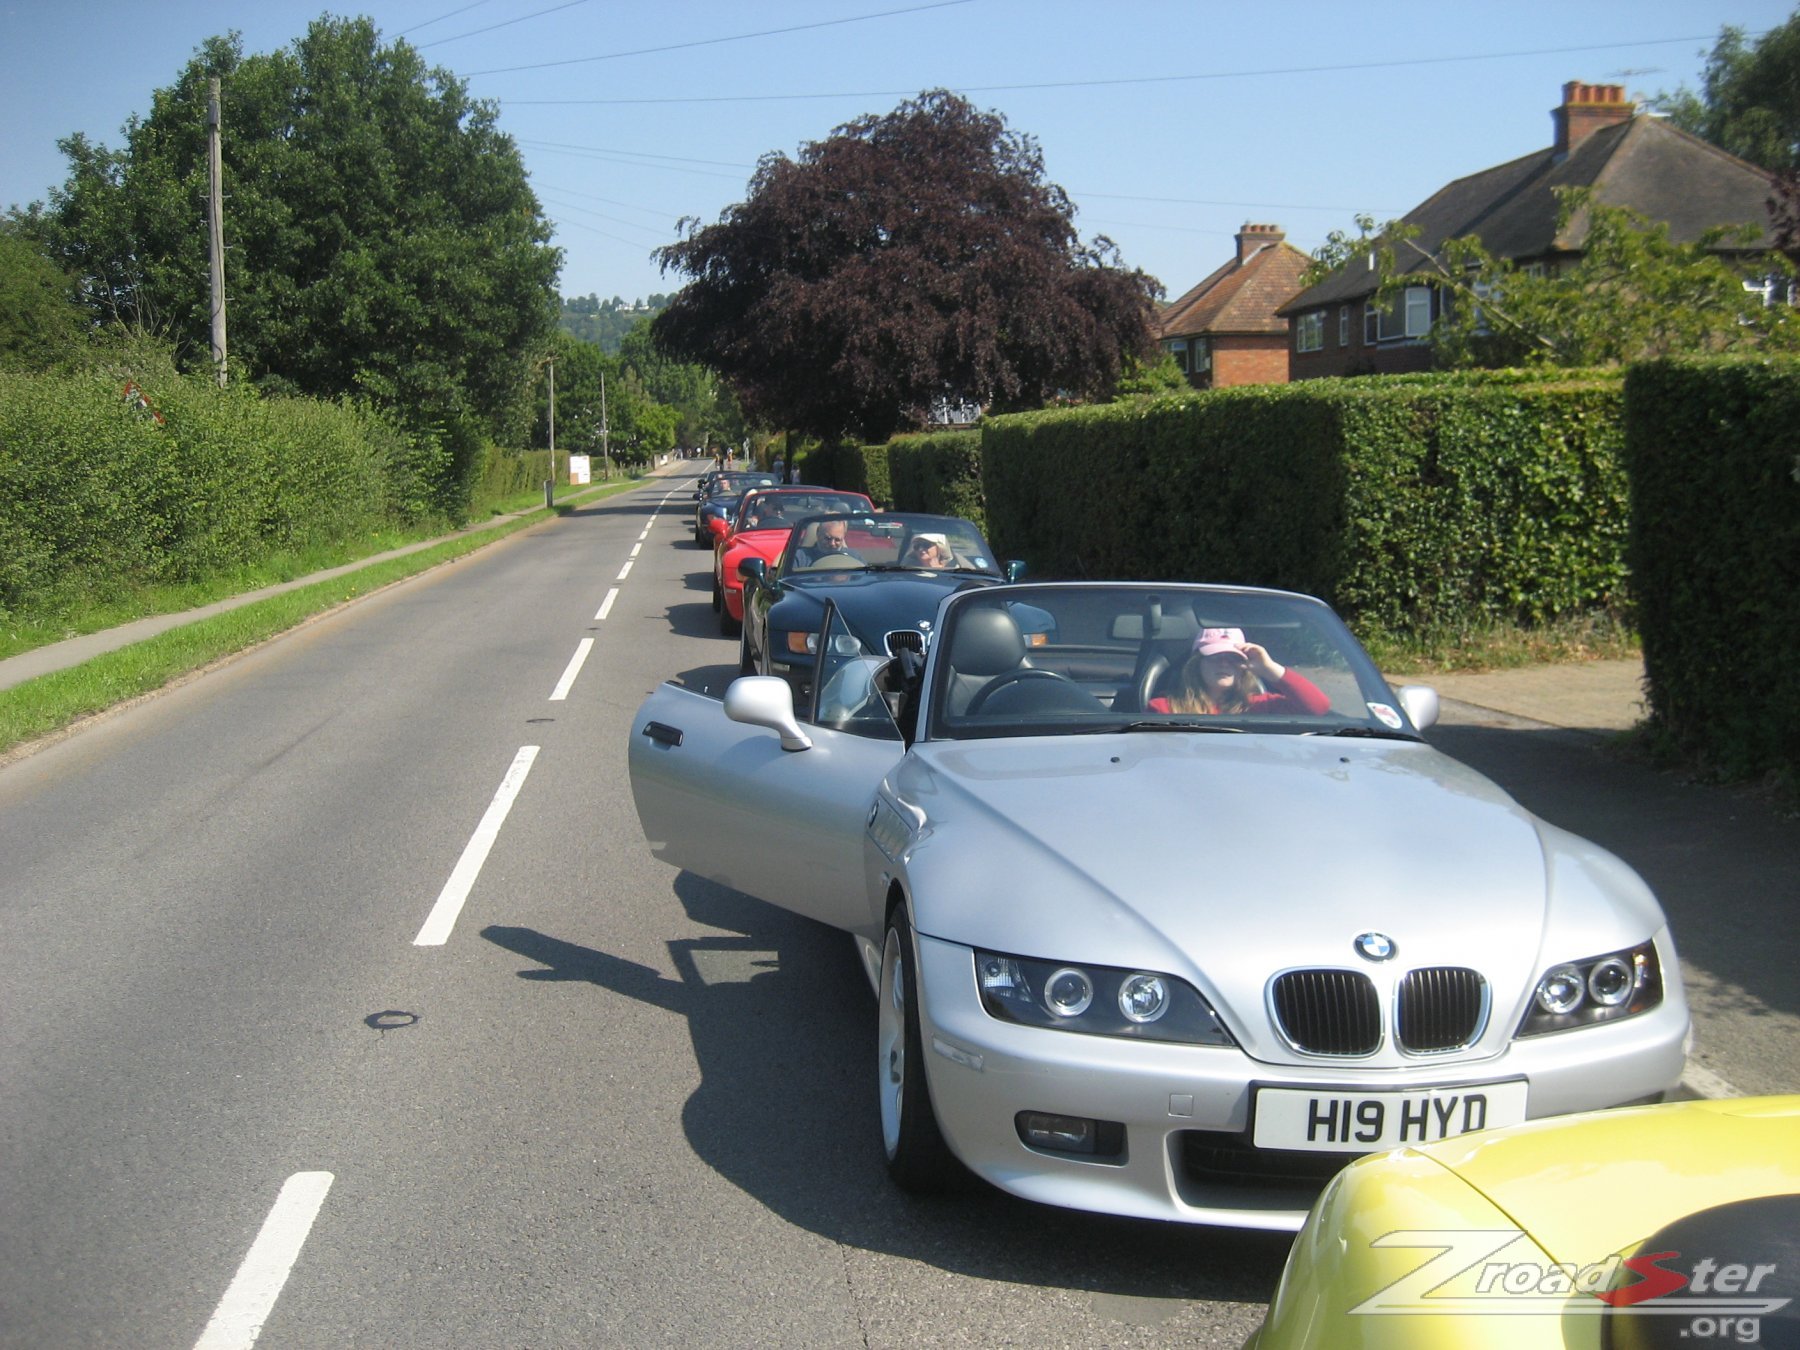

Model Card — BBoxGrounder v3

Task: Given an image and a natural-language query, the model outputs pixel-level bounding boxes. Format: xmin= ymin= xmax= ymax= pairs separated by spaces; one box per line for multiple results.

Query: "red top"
xmin=1147 ymin=669 xmax=1330 ymax=716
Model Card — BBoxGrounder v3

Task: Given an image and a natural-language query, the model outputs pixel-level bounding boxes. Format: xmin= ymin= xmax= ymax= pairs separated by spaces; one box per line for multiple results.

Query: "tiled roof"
xmin=1280 ymin=116 xmax=1777 ymax=313
xmin=1159 ymin=240 xmax=1312 ymax=338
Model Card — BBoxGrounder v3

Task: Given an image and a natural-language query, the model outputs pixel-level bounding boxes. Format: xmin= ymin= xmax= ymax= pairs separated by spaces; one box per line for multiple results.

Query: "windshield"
xmin=733 ymin=490 xmax=871 ymax=533
xmin=777 ymin=512 xmax=1001 ymax=579
xmin=925 ymin=584 xmax=1414 ymax=741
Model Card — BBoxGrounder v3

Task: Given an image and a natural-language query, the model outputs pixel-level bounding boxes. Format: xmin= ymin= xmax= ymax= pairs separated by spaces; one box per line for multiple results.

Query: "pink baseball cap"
xmin=1194 ymin=627 xmax=1247 ymax=657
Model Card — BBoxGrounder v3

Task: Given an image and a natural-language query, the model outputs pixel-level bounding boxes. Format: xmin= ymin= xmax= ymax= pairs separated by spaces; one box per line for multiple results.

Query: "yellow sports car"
xmin=1247 ymin=1096 xmax=1800 ymax=1349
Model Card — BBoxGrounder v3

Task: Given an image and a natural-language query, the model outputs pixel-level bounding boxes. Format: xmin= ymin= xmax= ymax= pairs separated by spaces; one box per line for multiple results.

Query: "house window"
xmin=1191 ymin=336 xmax=1211 ymax=372
xmin=1364 ymin=302 xmax=1378 ymax=345
xmin=1338 ymin=306 xmax=1350 ymax=346
xmin=1373 ymin=286 xmax=1434 ymax=341
xmin=1295 ymin=311 xmax=1325 ymax=353
xmin=1166 ymin=338 xmax=1190 ymax=374
xmin=1744 ymin=274 xmax=1797 ymax=307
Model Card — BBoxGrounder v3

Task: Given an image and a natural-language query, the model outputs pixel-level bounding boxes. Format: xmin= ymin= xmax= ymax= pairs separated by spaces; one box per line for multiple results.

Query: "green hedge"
xmin=982 ymin=375 xmax=1629 ymax=638
xmin=884 ymin=430 xmax=984 ymax=524
xmin=0 ymin=365 xmax=451 ymax=617
xmin=1624 ymin=358 xmax=1800 ymax=782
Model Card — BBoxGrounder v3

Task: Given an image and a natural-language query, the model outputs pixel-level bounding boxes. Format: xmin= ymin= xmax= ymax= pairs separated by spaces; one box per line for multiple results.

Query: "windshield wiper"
xmin=1103 ymin=720 xmax=1247 ymax=734
xmin=1306 ymin=725 xmax=1423 ymax=741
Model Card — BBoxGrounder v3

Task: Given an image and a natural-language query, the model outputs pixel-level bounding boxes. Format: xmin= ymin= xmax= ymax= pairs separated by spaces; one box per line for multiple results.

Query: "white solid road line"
xmin=596 ymin=588 xmax=619 ymax=622
xmin=192 ymin=1171 xmax=334 ymax=1350
xmin=549 ymin=638 xmax=594 ymax=701
xmin=415 ymin=746 xmax=540 ymax=946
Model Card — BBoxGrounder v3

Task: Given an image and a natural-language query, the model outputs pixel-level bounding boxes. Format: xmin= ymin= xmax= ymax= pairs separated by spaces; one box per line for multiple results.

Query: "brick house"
xmin=1157 ymin=224 xmax=1312 ymax=388
xmin=1278 ymin=82 xmax=1783 ymax=379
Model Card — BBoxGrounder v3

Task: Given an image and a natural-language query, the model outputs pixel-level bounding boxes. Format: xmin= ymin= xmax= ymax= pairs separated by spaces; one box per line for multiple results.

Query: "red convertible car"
xmin=711 ymin=487 xmax=873 ymax=635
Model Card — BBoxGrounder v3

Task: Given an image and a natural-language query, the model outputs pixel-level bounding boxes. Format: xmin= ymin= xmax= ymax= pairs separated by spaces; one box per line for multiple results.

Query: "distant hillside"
xmin=560 ymin=293 xmax=672 ymax=352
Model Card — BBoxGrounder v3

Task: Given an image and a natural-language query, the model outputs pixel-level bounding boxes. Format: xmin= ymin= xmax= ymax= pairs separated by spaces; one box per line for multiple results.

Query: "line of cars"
xmin=643 ymin=471 xmax=1795 ymax=1342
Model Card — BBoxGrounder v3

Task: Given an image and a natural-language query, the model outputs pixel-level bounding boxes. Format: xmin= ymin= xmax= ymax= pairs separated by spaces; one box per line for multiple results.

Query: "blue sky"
xmin=3 ymin=1 xmax=1794 ymax=306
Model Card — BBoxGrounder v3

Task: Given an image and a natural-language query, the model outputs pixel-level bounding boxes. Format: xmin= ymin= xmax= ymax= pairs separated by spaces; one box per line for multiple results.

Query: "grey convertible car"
xmin=628 ymin=582 xmax=1689 ymax=1230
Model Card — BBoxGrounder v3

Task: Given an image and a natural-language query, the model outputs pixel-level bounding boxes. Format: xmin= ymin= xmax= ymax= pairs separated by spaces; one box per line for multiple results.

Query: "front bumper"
xmin=913 ymin=934 xmax=1689 ymax=1231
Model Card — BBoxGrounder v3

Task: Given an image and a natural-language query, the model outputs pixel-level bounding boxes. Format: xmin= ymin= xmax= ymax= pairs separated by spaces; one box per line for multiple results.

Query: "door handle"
xmin=642 ymin=721 xmax=683 ymax=747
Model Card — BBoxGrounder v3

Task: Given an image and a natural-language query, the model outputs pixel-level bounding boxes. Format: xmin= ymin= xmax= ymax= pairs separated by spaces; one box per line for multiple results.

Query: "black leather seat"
xmin=945 ymin=606 xmax=1028 ymax=715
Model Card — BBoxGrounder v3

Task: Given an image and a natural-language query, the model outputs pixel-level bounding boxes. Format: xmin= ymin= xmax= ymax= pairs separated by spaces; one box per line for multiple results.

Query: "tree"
xmin=1653 ymin=14 xmax=1800 ymax=173
xmin=1651 ymin=12 xmax=1800 ymax=267
xmin=0 ymin=226 xmax=85 ymax=370
xmin=30 ymin=19 xmax=560 ymax=441
xmin=651 ymin=90 xmax=1161 ymax=443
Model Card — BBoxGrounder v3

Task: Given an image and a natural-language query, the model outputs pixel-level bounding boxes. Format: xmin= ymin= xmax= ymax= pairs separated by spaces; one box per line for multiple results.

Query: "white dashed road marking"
xmin=415 ymin=746 xmax=540 ymax=946
xmin=192 ymin=1172 xmax=334 ymax=1350
xmin=549 ymin=638 xmax=594 ymax=701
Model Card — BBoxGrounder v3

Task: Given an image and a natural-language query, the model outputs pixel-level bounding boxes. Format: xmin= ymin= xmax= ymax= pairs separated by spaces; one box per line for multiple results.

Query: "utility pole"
xmin=599 ymin=373 xmax=612 ymax=480
xmin=206 ymin=76 xmax=228 ymax=387
xmin=544 ymin=358 xmax=556 ymax=508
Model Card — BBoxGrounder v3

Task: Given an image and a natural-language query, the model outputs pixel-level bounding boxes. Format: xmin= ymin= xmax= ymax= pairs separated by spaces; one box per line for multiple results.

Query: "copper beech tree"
xmin=651 ymin=91 xmax=1161 ymax=443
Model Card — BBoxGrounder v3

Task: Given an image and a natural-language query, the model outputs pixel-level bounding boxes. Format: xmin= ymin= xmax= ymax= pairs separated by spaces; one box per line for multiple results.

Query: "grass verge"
xmin=0 ymin=476 xmax=646 ymax=761
xmin=1360 ymin=610 xmax=1640 ymax=676
xmin=0 ymin=476 xmax=645 ymax=662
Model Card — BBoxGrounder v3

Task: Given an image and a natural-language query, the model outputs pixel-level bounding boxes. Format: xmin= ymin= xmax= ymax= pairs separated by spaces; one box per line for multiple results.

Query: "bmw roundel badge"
xmin=1354 ymin=932 xmax=1396 ymax=962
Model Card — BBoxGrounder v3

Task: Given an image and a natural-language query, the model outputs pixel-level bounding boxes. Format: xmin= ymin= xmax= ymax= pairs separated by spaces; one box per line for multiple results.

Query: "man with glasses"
xmin=793 ymin=518 xmax=864 ymax=568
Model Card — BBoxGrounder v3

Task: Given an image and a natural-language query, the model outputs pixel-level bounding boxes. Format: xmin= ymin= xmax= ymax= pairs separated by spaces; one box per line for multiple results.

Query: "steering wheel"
xmin=965 ymin=667 xmax=1080 ymax=715
xmin=1132 ymin=654 xmax=1170 ymax=714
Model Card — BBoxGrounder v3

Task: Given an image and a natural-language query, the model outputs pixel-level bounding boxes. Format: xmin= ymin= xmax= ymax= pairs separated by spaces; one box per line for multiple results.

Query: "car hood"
xmin=773 ymin=570 xmax=997 ymax=631
xmin=1420 ymin=1097 xmax=1800 ymax=1266
xmin=896 ymin=733 xmax=1648 ymax=1064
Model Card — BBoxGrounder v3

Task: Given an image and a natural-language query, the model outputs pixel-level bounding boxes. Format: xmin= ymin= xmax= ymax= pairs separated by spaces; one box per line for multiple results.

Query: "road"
xmin=1 ymin=470 xmax=1793 ymax=1348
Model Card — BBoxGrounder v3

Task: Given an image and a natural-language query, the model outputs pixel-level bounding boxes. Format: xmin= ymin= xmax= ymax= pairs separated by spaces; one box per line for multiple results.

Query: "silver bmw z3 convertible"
xmin=627 ymin=582 xmax=1689 ymax=1231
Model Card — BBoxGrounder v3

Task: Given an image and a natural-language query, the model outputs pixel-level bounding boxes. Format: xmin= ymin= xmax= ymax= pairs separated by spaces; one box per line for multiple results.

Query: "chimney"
xmin=1236 ymin=222 xmax=1284 ymax=263
xmin=1552 ymin=81 xmax=1634 ymax=157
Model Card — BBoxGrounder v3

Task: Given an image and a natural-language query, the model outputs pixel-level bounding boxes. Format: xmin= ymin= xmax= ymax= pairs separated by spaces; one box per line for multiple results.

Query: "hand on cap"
xmin=1239 ymin=642 xmax=1286 ymax=683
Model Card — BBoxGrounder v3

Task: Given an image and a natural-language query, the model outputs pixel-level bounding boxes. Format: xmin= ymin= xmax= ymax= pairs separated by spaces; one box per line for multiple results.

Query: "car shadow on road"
xmin=479 ymin=881 xmax=1290 ymax=1307
xmin=663 ymin=599 xmax=724 ymax=641
xmin=1429 ymin=722 xmax=1800 ymax=1041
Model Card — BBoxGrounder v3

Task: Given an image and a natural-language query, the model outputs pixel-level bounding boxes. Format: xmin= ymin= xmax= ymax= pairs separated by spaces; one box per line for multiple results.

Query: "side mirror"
xmin=1005 ymin=559 xmax=1029 ymax=583
xmin=1395 ymin=685 xmax=1440 ymax=732
xmin=738 ymin=556 xmax=767 ymax=584
xmin=725 ymin=675 xmax=812 ymax=752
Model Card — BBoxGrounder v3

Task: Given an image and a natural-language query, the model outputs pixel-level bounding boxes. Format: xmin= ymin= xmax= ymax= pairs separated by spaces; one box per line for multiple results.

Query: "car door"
xmin=628 ymin=604 xmax=906 ymax=932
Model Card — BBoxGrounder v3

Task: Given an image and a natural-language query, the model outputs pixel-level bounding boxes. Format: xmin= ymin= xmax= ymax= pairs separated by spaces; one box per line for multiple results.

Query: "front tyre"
xmin=878 ymin=905 xmax=958 ymax=1191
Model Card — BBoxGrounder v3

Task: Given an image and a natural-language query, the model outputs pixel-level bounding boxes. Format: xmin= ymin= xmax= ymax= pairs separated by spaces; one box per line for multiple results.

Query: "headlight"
xmin=975 ymin=951 xmax=1235 ymax=1046
xmin=784 ymin=630 xmax=817 ymax=656
xmin=1516 ymin=941 xmax=1662 ymax=1037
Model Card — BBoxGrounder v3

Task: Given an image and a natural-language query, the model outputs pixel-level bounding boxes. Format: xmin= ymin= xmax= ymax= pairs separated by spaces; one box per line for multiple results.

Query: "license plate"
xmin=1252 ymin=1080 xmax=1529 ymax=1152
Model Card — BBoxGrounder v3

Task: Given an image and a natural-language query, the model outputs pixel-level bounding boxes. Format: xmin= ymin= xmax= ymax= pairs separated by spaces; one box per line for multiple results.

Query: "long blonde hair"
xmin=1167 ymin=653 xmax=1263 ymax=714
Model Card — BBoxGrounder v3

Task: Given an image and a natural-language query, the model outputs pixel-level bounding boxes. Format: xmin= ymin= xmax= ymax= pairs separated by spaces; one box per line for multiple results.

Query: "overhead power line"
xmin=464 ymin=0 xmax=974 ymax=75
xmin=417 ymin=0 xmax=596 ymax=49
xmin=489 ymin=32 xmax=1733 ymax=101
xmin=394 ymin=0 xmax=496 ymax=38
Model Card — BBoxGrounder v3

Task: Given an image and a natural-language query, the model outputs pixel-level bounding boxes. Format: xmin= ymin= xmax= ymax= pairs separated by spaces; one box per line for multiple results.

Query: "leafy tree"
xmin=1651 ymin=12 xmax=1800 ymax=263
xmin=651 ymin=90 xmax=1161 ymax=443
xmin=1653 ymin=14 xmax=1800 ymax=172
xmin=0 ymin=227 xmax=86 ymax=370
xmin=559 ymin=293 xmax=671 ymax=351
xmin=533 ymin=332 xmax=682 ymax=465
xmin=1353 ymin=189 xmax=1799 ymax=368
xmin=1112 ymin=347 xmax=1190 ymax=399
xmin=29 ymin=18 xmax=560 ymax=442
